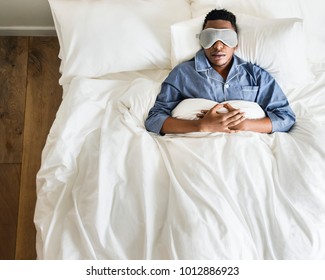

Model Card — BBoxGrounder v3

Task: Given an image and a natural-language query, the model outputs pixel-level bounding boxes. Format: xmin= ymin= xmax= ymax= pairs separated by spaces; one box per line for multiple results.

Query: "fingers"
xmin=196 ymin=110 xmax=208 ymax=119
xmin=226 ymin=128 xmax=239 ymax=133
xmin=223 ymin=103 xmax=237 ymax=112
xmin=224 ymin=116 xmax=245 ymax=133
xmin=197 ymin=103 xmax=245 ymax=132
xmin=199 ymin=105 xmax=245 ymax=123
xmin=210 ymin=103 xmax=241 ymax=118
xmin=222 ymin=110 xmax=246 ymax=127
xmin=211 ymin=103 xmax=226 ymax=111
xmin=197 ymin=105 xmax=226 ymax=119
xmin=227 ymin=114 xmax=246 ymax=127
xmin=221 ymin=109 xmax=244 ymax=122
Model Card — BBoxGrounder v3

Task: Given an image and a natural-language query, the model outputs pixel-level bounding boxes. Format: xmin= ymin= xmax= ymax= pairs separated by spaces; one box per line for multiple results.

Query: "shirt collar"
xmin=194 ymin=49 xmax=212 ymax=71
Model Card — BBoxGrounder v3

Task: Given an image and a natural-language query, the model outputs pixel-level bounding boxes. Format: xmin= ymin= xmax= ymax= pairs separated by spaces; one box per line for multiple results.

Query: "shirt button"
xmin=225 ymin=83 xmax=230 ymax=89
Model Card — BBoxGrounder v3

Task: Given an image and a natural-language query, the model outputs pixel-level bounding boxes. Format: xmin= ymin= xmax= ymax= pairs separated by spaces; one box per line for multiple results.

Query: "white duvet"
xmin=35 ymin=71 xmax=325 ymax=260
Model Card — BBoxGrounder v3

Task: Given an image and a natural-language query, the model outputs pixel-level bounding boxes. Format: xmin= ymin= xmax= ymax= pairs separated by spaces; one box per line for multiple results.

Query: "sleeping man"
xmin=145 ymin=9 xmax=296 ymax=135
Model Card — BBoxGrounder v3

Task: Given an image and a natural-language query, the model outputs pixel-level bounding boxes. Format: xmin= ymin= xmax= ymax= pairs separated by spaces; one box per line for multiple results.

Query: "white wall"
xmin=0 ymin=0 xmax=55 ymax=36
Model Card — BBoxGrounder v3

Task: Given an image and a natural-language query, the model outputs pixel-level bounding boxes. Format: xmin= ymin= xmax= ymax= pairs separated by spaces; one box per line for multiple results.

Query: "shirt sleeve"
xmin=256 ymin=70 xmax=296 ymax=132
xmin=145 ymin=81 xmax=184 ymax=134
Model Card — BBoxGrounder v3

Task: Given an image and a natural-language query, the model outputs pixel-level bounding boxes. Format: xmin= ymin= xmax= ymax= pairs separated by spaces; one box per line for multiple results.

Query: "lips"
xmin=211 ymin=52 xmax=226 ymax=58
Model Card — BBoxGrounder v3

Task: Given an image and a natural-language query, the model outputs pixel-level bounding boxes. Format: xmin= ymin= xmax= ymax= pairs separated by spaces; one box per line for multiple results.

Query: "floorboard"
xmin=0 ymin=164 xmax=20 ymax=260
xmin=0 ymin=36 xmax=62 ymax=260
xmin=0 ymin=37 xmax=28 ymax=260
xmin=0 ymin=37 xmax=28 ymax=163
xmin=15 ymin=37 xmax=62 ymax=259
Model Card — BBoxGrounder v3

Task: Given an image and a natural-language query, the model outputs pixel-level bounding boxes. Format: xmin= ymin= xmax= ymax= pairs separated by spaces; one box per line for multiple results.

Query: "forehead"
xmin=204 ymin=19 xmax=234 ymax=30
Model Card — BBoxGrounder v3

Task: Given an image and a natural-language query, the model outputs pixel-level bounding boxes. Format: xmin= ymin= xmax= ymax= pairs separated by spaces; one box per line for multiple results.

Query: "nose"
xmin=212 ymin=40 xmax=224 ymax=50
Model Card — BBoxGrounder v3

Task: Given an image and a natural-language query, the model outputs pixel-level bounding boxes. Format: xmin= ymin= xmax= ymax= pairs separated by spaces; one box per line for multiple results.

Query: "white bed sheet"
xmin=35 ymin=70 xmax=325 ymax=259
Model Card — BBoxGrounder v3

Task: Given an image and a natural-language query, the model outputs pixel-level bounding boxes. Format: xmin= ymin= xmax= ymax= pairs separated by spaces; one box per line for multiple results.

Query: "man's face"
xmin=203 ymin=20 xmax=237 ymax=71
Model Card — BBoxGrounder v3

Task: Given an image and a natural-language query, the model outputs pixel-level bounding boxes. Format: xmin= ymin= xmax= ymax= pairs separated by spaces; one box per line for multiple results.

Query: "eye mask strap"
xmin=199 ymin=28 xmax=238 ymax=49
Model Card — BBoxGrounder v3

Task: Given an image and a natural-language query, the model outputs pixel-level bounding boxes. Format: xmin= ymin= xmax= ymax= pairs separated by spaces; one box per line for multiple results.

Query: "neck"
xmin=212 ymin=57 xmax=233 ymax=81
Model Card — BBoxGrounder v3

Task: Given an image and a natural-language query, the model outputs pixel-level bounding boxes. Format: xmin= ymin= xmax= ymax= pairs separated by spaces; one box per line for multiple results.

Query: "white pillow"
xmin=190 ymin=0 xmax=303 ymax=19
xmin=170 ymin=15 xmax=205 ymax=67
xmin=299 ymin=0 xmax=325 ymax=64
xmin=172 ymin=99 xmax=266 ymax=120
xmin=170 ymin=14 xmax=314 ymax=91
xmin=49 ymin=0 xmax=191 ymax=85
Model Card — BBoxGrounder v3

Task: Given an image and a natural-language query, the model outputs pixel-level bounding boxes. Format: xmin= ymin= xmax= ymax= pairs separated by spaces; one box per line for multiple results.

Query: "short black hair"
xmin=203 ymin=9 xmax=238 ymax=33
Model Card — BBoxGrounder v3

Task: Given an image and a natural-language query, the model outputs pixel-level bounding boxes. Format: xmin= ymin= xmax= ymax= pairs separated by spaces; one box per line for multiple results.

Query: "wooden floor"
xmin=0 ymin=36 xmax=62 ymax=259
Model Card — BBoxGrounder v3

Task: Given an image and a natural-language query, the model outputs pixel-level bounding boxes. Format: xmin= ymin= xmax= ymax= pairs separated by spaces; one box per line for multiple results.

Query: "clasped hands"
xmin=196 ymin=103 xmax=246 ymax=133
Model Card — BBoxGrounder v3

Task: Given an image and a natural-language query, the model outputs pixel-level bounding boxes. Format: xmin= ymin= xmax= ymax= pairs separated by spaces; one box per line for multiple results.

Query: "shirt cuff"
xmin=267 ymin=111 xmax=294 ymax=132
xmin=145 ymin=114 xmax=170 ymax=135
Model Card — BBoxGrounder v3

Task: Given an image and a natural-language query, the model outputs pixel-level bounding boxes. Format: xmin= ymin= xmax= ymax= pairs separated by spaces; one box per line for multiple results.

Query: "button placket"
xmin=224 ymin=83 xmax=230 ymax=100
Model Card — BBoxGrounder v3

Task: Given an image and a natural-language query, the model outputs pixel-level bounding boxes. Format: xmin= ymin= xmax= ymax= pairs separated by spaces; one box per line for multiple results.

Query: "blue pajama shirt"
xmin=145 ymin=49 xmax=296 ymax=134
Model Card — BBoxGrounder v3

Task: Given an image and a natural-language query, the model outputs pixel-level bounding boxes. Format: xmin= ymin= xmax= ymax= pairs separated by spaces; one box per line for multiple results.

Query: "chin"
xmin=211 ymin=59 xmax=227 ymax=67
xmin=211 ymin=56 xmax=231 ymax=67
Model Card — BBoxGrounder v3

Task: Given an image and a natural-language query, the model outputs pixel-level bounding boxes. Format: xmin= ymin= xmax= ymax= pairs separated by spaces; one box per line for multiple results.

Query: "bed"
xmin=34 ymin=0 xmax=325 ymax=259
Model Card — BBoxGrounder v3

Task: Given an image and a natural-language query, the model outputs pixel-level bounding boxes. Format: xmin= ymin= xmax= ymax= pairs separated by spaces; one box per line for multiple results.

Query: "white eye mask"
xmin=199 ymin=28 xmax=238 ymax=49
